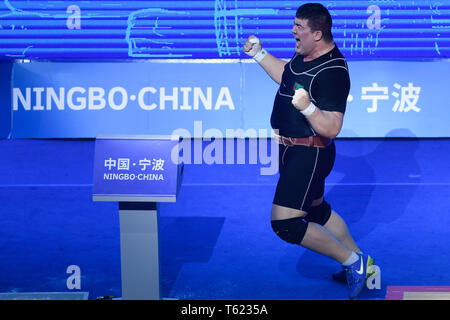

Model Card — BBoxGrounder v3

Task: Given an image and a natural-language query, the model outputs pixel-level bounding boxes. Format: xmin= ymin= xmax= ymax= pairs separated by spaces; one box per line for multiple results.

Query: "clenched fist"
xmin=291 ymin=88 xmax=311 ymax=111
xmin=243 ymin=36 xmax=262 ymax=57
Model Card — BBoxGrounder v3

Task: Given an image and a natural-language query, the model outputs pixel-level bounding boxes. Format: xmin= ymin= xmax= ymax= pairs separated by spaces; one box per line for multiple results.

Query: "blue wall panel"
xmin=0 ymin=1 xmax=449 ymax=60
xmin=0 ymin=61 xmax=12 ymax=138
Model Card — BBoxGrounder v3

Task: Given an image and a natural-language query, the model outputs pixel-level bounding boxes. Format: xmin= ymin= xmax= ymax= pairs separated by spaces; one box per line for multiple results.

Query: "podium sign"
xmin=93 ymin=135 xmax=182 ymax=202
xmin=92 ymin=135 xmax=183 ymax=300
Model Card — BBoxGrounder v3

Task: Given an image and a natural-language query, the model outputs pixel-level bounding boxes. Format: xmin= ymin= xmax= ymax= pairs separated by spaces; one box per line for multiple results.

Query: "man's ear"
xmin=313 ymin=30 xmax=323 ymax=42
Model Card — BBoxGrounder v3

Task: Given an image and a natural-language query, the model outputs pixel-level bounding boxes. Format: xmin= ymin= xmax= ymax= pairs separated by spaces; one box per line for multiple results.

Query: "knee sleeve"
xmin=271 ymin=217 xmax=308 ymax=245
xmin=305 ymin=200 xmax=332 ymax=226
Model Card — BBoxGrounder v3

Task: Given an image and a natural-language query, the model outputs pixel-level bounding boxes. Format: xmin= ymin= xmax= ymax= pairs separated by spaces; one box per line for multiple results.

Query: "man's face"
xmin=292 ymin=18 xmax=319 ymax=55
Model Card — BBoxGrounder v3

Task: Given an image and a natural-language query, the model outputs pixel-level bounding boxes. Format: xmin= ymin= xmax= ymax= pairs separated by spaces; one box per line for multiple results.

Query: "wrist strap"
xmin=253 ymin=48 xmax=267 ymax=63
xmin=300 ymin=102 xmax=317 ymax=117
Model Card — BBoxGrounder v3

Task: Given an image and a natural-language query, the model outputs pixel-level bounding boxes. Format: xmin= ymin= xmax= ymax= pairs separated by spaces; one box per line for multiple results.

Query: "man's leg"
xmin=325 ymin=210 xmax=361 ymax=253
xmin=271 ymin=203 xmax=374 ymax=299
xmin=305 ymin=197 xmax=370 ymax=284
xmin=271 ymin=204 xmax=352 ymax=264
xmin=309 ymin=197 xmax=361 ymax=254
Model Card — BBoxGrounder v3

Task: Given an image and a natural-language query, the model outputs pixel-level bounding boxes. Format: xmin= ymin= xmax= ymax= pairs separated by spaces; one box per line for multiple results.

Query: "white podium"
xmin=92 ymin=135 xmax=183 ymax=300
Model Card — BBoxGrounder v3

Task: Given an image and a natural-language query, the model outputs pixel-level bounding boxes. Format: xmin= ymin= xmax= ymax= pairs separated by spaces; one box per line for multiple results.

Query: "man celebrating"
xmin=243 ymin=3 xmax=374 ymax=299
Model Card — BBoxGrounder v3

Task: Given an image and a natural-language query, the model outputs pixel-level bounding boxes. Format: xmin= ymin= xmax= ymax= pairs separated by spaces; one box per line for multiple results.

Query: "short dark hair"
xmin=296 ymin=3 xmax=333 ymax=43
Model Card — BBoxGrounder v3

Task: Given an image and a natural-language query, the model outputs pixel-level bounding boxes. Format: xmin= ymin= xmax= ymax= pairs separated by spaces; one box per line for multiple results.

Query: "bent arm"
xmin=257 ymin=53 xmax=287 ymax=85
xmin=306 ymin=109 xmax=343 ymax=139
xmin=291 ymin=67 xmax=349 ymax=139
xmin=292 ymin=88 xmax=346 ymax=139
xmin=243 ymin=35 xmax=286 ymax=85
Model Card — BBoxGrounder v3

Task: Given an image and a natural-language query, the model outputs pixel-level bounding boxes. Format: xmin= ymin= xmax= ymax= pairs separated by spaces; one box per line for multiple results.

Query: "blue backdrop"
xmin=1 ymin=1 xmax=450 ymax=138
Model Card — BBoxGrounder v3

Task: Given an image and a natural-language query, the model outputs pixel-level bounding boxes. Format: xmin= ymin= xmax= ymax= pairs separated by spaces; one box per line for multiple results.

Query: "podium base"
xmin=118 ymin=202 xmax=161 ymax=300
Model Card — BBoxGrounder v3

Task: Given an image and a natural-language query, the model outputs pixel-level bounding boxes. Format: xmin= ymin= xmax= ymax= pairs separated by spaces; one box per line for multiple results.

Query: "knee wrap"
xmin=305 ymin=200 xmax=332 ymax=226
xmin=271 ymin=217 xmax=308 ymax=245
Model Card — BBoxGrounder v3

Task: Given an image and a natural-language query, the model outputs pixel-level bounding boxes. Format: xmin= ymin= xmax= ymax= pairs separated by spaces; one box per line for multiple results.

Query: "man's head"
xmin=292 ymin=3 xmax=333 ymax=55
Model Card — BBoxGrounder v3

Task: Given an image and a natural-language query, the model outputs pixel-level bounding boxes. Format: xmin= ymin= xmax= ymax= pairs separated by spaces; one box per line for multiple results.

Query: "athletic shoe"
xmin=333 ymin=256 xmax=375 ymax=284
xmin=344 ymin=253 xmax=375 ymax=299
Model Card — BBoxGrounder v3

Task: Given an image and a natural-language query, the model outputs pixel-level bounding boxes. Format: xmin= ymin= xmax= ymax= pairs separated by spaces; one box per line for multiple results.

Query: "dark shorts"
xmin=273 ymin=141 xmax=336 ymax=211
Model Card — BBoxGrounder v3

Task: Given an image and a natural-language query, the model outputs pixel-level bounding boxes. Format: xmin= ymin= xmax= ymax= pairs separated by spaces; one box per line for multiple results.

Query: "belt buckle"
xmin=285 ymin=137 xmax=295 ymax=146
xmin=279 ymin=136 xmax=290 ymax=146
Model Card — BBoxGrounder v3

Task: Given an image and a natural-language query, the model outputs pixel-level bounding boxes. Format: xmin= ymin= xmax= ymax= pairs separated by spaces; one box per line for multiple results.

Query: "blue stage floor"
xmin=0 ymin=138 xmax=449 ymax=300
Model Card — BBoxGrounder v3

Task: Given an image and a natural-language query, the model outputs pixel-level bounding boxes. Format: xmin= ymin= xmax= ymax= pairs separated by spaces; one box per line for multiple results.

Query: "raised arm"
xmin=243 ymin=36 xmax=287 ymax=85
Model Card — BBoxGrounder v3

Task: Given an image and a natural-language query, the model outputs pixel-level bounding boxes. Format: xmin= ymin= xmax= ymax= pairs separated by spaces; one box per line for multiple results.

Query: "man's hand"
xmin=243 ymin=35 xmax=262 ymax=58
xmin=243 ymin=35 xmax=285 ymax=84
xmin=291 ymin=88 xmax=311 ymax=111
